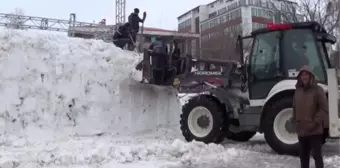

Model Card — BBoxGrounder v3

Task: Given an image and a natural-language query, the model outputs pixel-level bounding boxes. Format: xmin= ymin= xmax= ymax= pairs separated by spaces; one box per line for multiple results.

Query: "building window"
xmin=229 ymin=9 xmax=241 ymax=20
xmin=224 ymin=27 xmax=228 ymax=35
xmin=223 ymin=24 xmax=241 ymax=35
xmin=252 ymin=22 xmax=266 ymax=31
xmin=209 ymin=12 xmax=217 ymax=18
xmin=239 ymin=0 xmax=246 ymax=6
xmin=254 ymin=0 xmax=261 ymax=6
xmin=251 ymin=8 xmax=256 ymax=16
xmin=200 ymin=22 xmax=210 ymax=31
xmin=251 ymin=7 xmax=274 ymax=19
xmin=220 ymin=15 xmax=226 ymax=23
xmin=185 ymin=19 xmax=191 ymax=27
xmin=178 ymin=18 xmax=191 ymax=29
xmin=227 ymin=2 xmax=239 ymax=11
xmin=218 ymin=7 xmax=227 ymax=14
xmin=249 ymin=0 xmax=254 ymax=5
xmin=210 ymin=20 xmax=214 ymax=28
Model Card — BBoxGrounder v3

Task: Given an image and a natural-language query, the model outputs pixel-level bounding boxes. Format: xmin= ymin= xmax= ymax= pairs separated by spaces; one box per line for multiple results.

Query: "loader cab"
xmin=240 ymin=22 xmax=336 ymax=99
xmin=140 ymin=34 xmax=199 ymax=86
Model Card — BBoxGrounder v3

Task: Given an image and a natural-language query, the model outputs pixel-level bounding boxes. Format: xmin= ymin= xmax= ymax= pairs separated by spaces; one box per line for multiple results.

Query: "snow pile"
xmin=0 ymin=129 xmax=240 ymax=168
xmin=0 ymin=29 xmax=181 ymax=137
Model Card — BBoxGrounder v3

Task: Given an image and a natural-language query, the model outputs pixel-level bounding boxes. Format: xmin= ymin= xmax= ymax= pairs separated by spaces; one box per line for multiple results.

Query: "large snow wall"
xmin=0 ymin=29 xmax=181 ymax=137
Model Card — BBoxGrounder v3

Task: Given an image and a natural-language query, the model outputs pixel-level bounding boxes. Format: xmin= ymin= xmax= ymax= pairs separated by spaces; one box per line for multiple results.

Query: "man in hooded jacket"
xmin=293 ymin=65 xmax=329 ymax=168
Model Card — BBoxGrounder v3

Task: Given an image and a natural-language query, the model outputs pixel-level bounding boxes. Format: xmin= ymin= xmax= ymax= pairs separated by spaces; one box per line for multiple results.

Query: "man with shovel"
xmin=128 ymin=8 xmax=146 ymax=51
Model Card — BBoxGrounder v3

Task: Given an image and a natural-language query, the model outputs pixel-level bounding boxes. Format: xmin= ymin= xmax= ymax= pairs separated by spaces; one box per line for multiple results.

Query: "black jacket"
xmin=128 ymin=13 xmax=143 ymax=30
xmin=113 ymin=24 xmax=130 ymax=40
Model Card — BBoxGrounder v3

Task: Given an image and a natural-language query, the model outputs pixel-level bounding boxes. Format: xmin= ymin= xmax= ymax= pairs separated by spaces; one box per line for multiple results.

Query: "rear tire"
xmin=227 ymin=131 xmax=256 ymax=142
xmin=263 ymin=97 xmax=299 ymax=155
xmin=180 ymin=96 xmax=226 ymax=143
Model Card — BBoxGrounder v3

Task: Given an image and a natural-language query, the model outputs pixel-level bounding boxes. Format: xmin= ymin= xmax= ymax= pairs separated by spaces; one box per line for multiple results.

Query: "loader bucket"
xmin=134 ymin=49 xmax=192 ymax=86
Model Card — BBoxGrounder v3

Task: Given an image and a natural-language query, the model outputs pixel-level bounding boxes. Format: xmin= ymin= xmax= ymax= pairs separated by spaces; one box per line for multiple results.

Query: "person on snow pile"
xmin=112 ymin=22 xmax=131 ymax=49
xmin=128 ymin=8 xmax=146 ymax=50
xmin=293 ymin=65 xmax=329 ymax=168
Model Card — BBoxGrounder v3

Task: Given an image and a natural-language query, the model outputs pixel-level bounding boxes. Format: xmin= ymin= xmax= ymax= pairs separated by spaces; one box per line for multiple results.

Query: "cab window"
xmin=283 ymin=29 xmax=326 ymax=82
xmin=250 ymin=31 xmax=280 ymax=79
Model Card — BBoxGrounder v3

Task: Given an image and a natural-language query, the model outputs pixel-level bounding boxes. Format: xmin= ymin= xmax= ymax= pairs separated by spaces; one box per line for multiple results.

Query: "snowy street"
xmin=0 ymin=28 xmax=339 ymax=168
xmin=0 ymin=130 xmax=339 ymax=168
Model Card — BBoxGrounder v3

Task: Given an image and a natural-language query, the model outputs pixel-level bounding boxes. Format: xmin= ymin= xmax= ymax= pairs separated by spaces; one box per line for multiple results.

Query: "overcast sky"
xmin=1 ymin=0 xmax=213 ymax=30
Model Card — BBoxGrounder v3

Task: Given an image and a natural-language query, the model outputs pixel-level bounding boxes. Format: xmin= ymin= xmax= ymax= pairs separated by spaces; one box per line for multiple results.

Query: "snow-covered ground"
xmin=0 ymin=28 xmax=339 ymax=168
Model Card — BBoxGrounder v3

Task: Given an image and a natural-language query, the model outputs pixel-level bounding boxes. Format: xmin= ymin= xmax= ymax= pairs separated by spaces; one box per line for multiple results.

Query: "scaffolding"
xmin=115 ymin=0 xmax=126 ymax=25
xmin=0 ymin=13 xmax=115 ymax=41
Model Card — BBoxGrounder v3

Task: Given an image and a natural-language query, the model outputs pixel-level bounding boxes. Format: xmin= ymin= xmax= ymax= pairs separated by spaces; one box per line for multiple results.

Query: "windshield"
xmin=282 ymin=29 xmax=327 ymax=82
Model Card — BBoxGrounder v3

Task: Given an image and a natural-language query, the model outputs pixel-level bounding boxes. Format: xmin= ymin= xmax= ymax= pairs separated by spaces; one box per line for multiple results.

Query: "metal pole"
xmin=115 ymin=0 xmax=126 ymax=26
xmin=68 ymin=13 xmax=76 ymax=37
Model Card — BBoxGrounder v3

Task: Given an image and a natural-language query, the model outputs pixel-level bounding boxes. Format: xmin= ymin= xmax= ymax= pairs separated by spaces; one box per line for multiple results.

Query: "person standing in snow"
xmin=128 ymin=8 xmax=146 ymax=50
xmin=292 ymin=65 xmax=328 ymax=168
xmin=112 ymin=23 xmax=131 ymax=49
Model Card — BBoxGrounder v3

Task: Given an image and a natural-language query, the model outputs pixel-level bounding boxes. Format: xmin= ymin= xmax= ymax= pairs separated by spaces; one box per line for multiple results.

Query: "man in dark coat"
xmin=172 ymin=40 xmax=181 ymax=60
xmin=128 ymin=8 xmax=146 ymax=50
xmin=148 ymin=36 xmax=169 ymax=84
xmin=112 ymin=23 xmax=131 ymax=49
xmin=293 ymin=65 xmax=329 ymax=168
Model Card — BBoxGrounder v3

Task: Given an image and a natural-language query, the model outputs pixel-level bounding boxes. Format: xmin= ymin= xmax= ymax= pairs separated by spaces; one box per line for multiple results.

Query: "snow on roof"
xmin=142 ymin=27 xmax=199 ymax=39
xmin=143 ymin=27 xmax=176 ymax=32
xmin=71 ymin=25 xmax=199 ymax=39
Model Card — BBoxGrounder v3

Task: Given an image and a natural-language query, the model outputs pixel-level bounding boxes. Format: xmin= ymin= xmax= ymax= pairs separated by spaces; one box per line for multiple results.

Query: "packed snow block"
xmin=0 ymin=28 xmax=181 ymax=136
xmin=116 ymin=78 xmax=181 ymax=134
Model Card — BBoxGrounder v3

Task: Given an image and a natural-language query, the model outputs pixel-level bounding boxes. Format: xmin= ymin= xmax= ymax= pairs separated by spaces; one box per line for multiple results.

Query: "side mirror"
xmin=316 ymin=33 xmax=337 ymax=44
xmin=324 ymin=34 xmax=337 ymax=44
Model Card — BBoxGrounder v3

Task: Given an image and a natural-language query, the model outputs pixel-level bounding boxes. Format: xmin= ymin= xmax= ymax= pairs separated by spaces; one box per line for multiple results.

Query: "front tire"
xmin=263 ymin=97 xmax=299 ymax=155
xmin=180 ymin=96 xmax=226 ymax=143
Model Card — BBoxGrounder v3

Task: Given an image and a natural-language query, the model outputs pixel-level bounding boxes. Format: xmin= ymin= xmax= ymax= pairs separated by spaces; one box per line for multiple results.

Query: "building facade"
xmin=177 ymin=0 xmax=301 ymax=61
